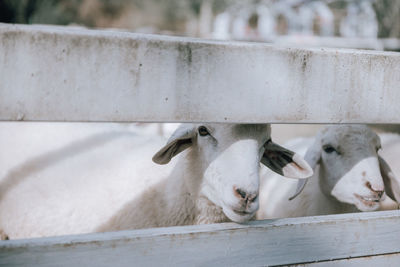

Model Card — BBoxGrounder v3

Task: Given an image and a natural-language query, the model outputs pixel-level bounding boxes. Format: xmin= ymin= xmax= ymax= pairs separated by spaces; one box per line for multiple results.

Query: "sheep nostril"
xmin=234 ymin=187 xmax=258 ymax=203
xmin=235 ymin=188 xmax=247 ymax=199
xmin=365 ymin=181 xmax=384 ymax=198
xmin=365 ymin=181 xmax=372 ymax=190
xmin=248 ymin=194 xmax=258 ymax=203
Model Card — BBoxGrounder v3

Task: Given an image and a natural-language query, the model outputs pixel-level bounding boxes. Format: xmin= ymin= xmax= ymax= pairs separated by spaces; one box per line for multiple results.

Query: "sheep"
xmin=96 ymin=123 xmax=313 ymax=231
xmin=0 ymin=122 xmax=166 ymax=239
xmin=0 ymin=123 xmax=312 ymax=239
xmin=257 ymin=125 xmax=399 ymax=220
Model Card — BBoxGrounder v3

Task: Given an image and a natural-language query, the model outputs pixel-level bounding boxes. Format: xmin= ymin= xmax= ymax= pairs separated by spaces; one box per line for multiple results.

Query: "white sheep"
xmin=0 ymin=123 xmax=312 ymax=239
xmin=257 ymin=125 xmax=399 ymax=219
xmin=97 ymin=123 xmax=313 ymax=231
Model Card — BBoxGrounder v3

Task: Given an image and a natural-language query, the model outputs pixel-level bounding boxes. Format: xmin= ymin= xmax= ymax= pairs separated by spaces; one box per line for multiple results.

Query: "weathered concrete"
xmin=0 ymin=23 xmax=399 ymax=123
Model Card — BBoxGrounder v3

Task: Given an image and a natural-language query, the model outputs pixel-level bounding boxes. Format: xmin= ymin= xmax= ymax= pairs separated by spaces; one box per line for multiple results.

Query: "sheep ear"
xmin=379 ymin=156 xmax=400 ymax=203
xmin=152 ymin=125 xmax=196 ymax=165
xmin=261 ymin=140 xmax=313 ymax=179
xmin=289 ymin=140 xmax=321 ymax=201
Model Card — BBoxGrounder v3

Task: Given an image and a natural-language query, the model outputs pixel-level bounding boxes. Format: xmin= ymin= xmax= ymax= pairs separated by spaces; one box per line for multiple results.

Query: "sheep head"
xmin=153 ymin=123 xmax=312 ymax=223
xmin=290 ymin=125 xmax=398 ymax=211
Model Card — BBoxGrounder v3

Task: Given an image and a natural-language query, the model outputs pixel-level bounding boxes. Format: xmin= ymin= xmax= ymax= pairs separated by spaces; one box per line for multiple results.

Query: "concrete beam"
xmin=0 ymin=24 xmax=399 ymax=123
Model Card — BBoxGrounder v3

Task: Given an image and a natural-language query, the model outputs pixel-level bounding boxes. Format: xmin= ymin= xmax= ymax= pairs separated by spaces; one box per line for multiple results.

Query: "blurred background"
xmin=0 ymin=0 xmax=399 ymax=51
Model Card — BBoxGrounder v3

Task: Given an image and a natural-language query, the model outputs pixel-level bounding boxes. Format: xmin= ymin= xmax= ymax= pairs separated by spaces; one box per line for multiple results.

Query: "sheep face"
xmin=315 ymin=125 xmax=387 ymax=211
xmin=153 ymin=123 xmax=313 ymax=223
xmin=198 ymin=124 xmax=269 ymax=223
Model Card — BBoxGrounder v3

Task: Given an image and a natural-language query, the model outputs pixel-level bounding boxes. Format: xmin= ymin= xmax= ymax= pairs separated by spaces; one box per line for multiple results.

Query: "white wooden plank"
xmin=1 ymin=210 xmax=399 ymax=266
xmin=1 ymin=23 xmax=400 ymax=123
xmin=297 ymin=253 xmax=400 ymax=267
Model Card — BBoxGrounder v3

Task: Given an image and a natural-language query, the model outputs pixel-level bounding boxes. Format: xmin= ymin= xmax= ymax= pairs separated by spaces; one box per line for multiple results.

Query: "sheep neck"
xmin=316 ymin=171 xmax=359 ymax=215
xmin=174 ymin=148 xmax=230 ymax=225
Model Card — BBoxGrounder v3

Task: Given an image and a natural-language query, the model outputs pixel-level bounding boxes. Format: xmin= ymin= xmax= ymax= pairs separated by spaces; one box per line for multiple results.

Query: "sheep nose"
xmin=365 ymin=181 xmax=384 ymax=198
xmin=234 ymin=187 xmax=258 ymax=203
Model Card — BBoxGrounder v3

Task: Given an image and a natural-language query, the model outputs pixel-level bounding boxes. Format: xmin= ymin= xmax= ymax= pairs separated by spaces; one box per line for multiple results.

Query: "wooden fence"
xmin=0 ymin=23 xmax=399 ymax=266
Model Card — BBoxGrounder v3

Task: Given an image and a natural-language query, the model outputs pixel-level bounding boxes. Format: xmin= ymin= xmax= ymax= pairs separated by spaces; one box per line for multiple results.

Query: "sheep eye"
xmin=323 ymin=145 xmax=336 ymax=154
xmin=198 ymin=126 xmax=210 ymax=136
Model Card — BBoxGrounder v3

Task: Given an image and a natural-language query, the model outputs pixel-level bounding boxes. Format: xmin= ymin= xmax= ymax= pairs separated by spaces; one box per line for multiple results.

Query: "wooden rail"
xmin=1 ymin=211 xmax=400 ymax=266
xmin=0 ymin=23 xmax=400 ymax=123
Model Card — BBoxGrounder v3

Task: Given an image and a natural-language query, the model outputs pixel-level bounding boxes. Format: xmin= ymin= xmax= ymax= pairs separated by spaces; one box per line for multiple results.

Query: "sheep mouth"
xmin=232 ymin=209 xmax=253 ymax=216
xmin=354 ymin=194 xmax=381 ymax=206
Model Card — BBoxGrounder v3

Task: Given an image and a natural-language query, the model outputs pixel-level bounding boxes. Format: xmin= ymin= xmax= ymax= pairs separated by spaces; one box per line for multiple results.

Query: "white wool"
xmin=95 ymin=148 xmax=231 ymax=232
xmin=0 ymin=122 xmax=172 ymax=239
